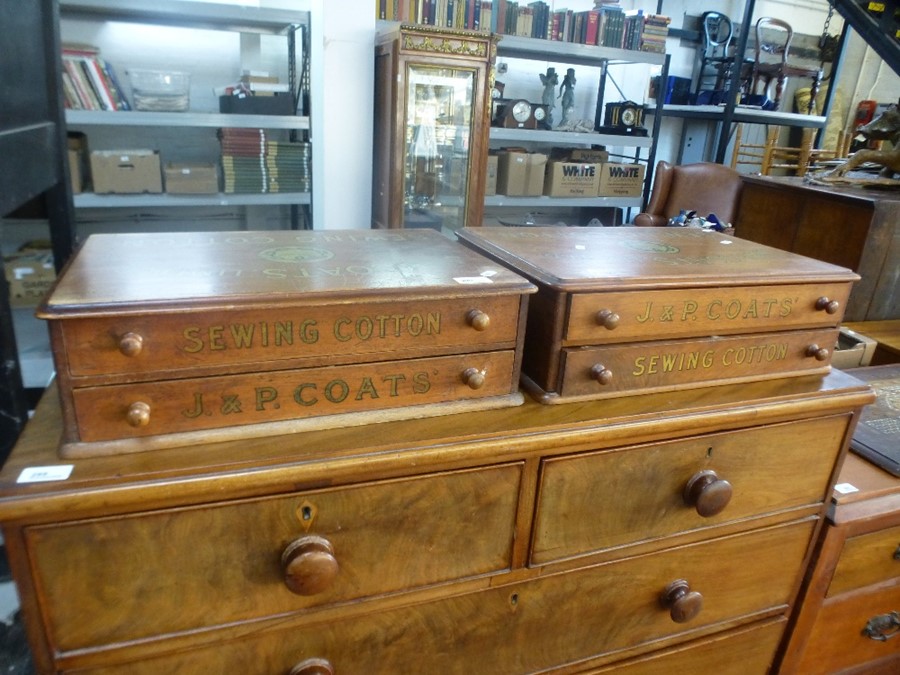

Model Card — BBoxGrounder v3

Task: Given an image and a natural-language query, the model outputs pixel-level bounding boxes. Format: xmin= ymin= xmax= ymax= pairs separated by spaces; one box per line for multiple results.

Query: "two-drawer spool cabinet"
xmin=456 ymin=227 xmax=858 ymax=403
xmin=0 ymin=371 xmax=873 ymax=673
xmin=37 ymin=230 xmax=535 ymax=457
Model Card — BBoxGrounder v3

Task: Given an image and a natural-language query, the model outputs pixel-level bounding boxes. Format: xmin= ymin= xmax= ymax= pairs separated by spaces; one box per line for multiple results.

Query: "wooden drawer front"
xmin=567 ymin=282 xmax=852 ymax=344
xmin=590 ymin=618 xmax=785 ymax=674
xmin=559 ymin=328 xmax=838 ymax=398
xmin=71 ymin=350 xmax=518 ymax=442
xmin=532 ymin=415 xmax=849 ymax=564
xmin=60 ymin=295 xmax=523 ymax=380
xmin=71 ymin=521 xmax=812 ymax=675
xmin=26 ymin=464 xmax=521 ymax=652
xmin=828 ymin=523 xmax=900 ymax=597
xmin=794 ymin=581 xmax=900 ymax=674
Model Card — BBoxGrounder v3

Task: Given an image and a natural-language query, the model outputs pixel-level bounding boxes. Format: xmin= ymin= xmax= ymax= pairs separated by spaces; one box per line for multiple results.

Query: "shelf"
xmin=496 ymin=34 xmax=667 ymax=68
xmin=58 ymin=0 xmax=309 ymax=34
xmin=491 ymin=127 xmax=653 ymax=147
xmin=66 ymin=110 xmax=310 ymax=130
xmin=658 ymin=105 xmax=827 ymax=129
xmin=484 ymin=195 xmax=641 ymax=208
xmin=74 ymin=192 xmax=310 ymax=208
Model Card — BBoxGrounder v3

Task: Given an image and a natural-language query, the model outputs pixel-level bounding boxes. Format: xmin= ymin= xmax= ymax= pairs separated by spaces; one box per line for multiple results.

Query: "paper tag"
xmin=834 ymin=482 xmax=859 ymax=495
xmin=17 ymin=465 xmax=74 ymax=484
xmin=454 ymin=276 xmax=494 ymax=285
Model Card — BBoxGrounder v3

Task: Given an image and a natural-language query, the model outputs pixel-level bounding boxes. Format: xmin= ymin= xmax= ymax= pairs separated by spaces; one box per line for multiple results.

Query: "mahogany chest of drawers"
xmin=0 ymin=371 xmax=872 ymax=673
xmin=37 ymin=230 xmax=535 ymax=457
xmin=455 ymin=227 xmax=858 ymax=403
xmin=777 ymin=365 xmax=900 ymax=674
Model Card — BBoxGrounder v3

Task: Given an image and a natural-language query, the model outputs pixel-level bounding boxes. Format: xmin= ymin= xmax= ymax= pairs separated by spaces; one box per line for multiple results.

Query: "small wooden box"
xmin=456 ymin=227 xmax=859 ymax=403
xmin=39 ymin=230 xmax=535 ymax=456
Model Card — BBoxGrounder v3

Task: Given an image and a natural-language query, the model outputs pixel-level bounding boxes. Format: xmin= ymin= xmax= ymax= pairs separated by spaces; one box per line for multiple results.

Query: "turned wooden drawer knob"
xmin=118 ymin=332 xmax=144 ymax=357
xmin=815 ymin=297 xmax=840 ymax=314
xmin=806 ymin=344 xmax=830 ymax=361
xmin=661 ymin=579 xmax=703 ymax=623
xmin=595 ymin=309 xmax=620 ymax=330
xmin=289 ymin=658 xmax=334 ymax=675
xmin=590 ymin=364 xmax=613 ymax=385
xmin=282 ymin=535 xmax=338 ymax=596
xmin=683 ymin=470 xmax=733 ymax=517
xmin=125 ymin=401 xmax=151 ymax=428
xmin=466 ymin=309 xmax=490 ymax=331
xmin=462 ymin=367 xmax=486 ymax=390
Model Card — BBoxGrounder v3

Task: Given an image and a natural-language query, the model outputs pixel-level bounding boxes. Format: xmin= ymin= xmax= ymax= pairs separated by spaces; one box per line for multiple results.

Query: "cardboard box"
xmin=90 ymin=150 xmax=163 ymax=194
xmin=67 ymin=134 xmax=88 ymax=194
xmin=164 ymin=163 xmax=218 ymax=194
xmin=552 ymin=148 xmax=609 ymax=164
xmin=4 ymin=249 xmax=55 ymax=307
xmin=496 ymin=151 xmax=547 ymax=196
xmin=484 ymin=155 xmax=498 ymax=196
xmin=832 ymin=326 xmax=878 ymax=369
xmin=544 ymin=161 xmax=602 ymax=197
xmin=597 ymin=163 xmax=645 ymax=198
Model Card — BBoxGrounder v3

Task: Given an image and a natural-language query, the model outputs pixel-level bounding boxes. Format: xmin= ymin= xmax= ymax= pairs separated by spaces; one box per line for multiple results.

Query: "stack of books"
xmin=219 ymin=129 xmax=311 ymax=194
xmin=60 ymin=44 xmax=130 ymax=111
xmin=640 ymin=14 xmax=671 ymax=54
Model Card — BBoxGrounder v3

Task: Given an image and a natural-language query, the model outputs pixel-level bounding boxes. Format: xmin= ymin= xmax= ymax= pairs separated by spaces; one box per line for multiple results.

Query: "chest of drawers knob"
xmin=289 ymin=657 xmax=334 ymax=675
xmin=125 ymin=401 xmax=151 ymax=428
xmin=661 ymin=579 xmax=704 ymax=623
xmin=466 ymin=309 xmax=491 ymax=331
xmin=281 ymin=535 xmax=339 ymax=596
xmin=590 ymin=364 xmax=613 ymax=385
xmin=118 ymin=332 xmax=144 ymax=357
xmin=595 ymin=309 xmax=620 ymax=330
xmin=815 ymin=296 xmax=841 ymax=314
xmin=683 ymin=470 xmax=733 ymax=517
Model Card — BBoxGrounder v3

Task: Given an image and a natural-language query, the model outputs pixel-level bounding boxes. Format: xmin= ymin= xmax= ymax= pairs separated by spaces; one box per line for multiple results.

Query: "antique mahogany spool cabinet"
xmin=0 ymin=227 xmax=876 ymax=672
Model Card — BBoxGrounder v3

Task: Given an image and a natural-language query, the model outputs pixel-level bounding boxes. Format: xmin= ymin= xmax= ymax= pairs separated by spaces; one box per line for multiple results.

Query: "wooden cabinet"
xmin=372 ymin=24 xmax=497 ymax=232
xmin=733 ymin=175 xmax=900 ymax=322
xmin=777 ymin=438 xmax=900 ymax=673
xmin=0 ymin=369 xmax=873 ymax=673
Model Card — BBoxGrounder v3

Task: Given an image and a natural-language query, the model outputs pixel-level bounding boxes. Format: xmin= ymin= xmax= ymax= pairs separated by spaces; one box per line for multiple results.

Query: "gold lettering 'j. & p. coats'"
xmin=456 ymin=227 xmax=860 ymax=403
xmin=38 ymin=230 xmax=536 ymax=455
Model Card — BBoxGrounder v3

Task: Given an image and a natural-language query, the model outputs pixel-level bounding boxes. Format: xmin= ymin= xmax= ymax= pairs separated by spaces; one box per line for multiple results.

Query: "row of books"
xmin=375 ymin=1 xmax=670 ymax=54
xmin=61 ymin=44 xmax=131 ymax=111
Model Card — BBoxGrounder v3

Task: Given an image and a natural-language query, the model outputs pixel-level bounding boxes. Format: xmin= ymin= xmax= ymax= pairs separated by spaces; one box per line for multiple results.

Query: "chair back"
xmin=635 ymin=161 xmax=743 ymax=227
xmin=702 ymin=12 xmax=733 ymax=59
xmin=755 ymin=17 xmax=792 ymax=68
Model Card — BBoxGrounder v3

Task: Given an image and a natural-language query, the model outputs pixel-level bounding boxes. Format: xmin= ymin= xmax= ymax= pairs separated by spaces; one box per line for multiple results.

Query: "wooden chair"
xmin=634 ymin=161 xmax=743 ymax=227
xmin=748 ymin=17 xmax=822 ymax=112
xmin=694 ymin=11 xmax=735 ymax=100
xmin=730 ymin=124 xmax=841 ymax=176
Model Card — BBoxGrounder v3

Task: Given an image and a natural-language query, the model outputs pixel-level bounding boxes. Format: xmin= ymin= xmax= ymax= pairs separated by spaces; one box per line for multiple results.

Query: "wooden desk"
xmin=844 ymin=320 xmax=900 ymax=365
xmin=734 ymin=176 xmax=900 ymax=322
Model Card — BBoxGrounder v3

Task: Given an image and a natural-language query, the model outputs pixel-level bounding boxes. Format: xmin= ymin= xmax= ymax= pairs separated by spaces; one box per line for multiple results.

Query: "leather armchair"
xmin=633 ymin=161 xmax=743 ymax=227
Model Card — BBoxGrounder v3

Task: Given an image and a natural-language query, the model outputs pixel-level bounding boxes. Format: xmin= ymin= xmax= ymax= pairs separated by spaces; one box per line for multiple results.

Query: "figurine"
xmin=827 ymin=102 xmax=900 ymax=178
xmin=539 ymin=67 xmax=559 ymax=126
xmin=559 ymin=68 xmax=576 ymax=126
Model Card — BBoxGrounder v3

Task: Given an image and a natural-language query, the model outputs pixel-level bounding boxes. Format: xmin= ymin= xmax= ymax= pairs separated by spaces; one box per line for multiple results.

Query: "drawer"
xmin=70 ymin=350 xmax=518 ymax=442
xmin=589 ymin=618 xmax=785 ymax=674
xmin=828 ymin=523 xmax=900 ymax=597
xmin=69 ymin=520 xmax=813 ymax=674
xmin=558 ymin=328 xmax=839 ymax=398
xmin=532 ymin=415 xmax=850 ymax=564
xmin=567 ymin=282 xmax=852 ymax=344
xmin=26 ymin=463 xmax=522 ymax=652
xmin=793 ymin=580 xmax=900 ymax=674
xmin=59 ymin=295 xmax=524 ymax=381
